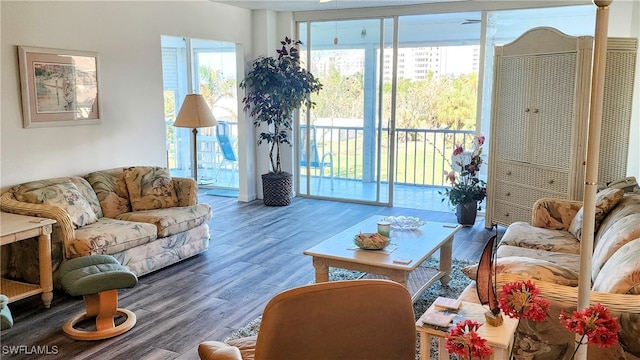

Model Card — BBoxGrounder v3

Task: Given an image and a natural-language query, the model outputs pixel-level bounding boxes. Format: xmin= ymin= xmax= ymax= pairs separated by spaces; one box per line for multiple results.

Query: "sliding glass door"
xmin=161 ymin=36 xmax=239 ymax=190
xmin=298 ymin=18 xmax=394 ymax=205
xmin=393 ymin=12 xmax=481 ymax=211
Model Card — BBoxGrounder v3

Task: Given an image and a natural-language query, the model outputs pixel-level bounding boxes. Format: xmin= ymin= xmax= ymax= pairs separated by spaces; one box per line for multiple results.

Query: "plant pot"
xmin=456 ymin=201 xmax=478 ymax=226
xmin=262 ymin=172 xmax=293 ymax=206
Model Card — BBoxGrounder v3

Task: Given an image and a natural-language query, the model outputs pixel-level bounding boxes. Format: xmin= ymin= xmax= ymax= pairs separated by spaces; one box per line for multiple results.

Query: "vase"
xmin=456 ymin=201 xmax=477 ymax=226
xmin=262 ymin=172 xmax=293 ymax=206
xmin=514 ymin=354 xmax=535 ymax=360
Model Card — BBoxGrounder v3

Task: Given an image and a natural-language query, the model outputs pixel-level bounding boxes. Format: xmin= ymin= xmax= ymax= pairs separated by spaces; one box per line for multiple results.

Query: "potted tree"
xmin=241 ymin=37 xmax=322 ymax=206
xmin=441 ymin=134 xmax=487 ymax=225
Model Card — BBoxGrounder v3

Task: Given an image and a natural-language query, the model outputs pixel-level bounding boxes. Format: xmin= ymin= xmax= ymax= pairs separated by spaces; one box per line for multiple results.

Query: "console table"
xmin=1 ymin=212 xmax=56 ymax=308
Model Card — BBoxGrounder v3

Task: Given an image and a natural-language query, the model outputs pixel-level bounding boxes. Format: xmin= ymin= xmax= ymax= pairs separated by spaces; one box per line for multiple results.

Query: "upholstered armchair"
xmin=198 ymin=280 xmax=417 ymax=360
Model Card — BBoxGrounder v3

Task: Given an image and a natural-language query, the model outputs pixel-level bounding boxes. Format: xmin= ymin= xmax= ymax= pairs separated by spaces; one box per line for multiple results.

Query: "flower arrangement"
xmin=445 ymin=319 xmax=494 ymax=360
xmin=559 ymin=303 xmax=619 ymax=359
xmin=498 ymin=280 xmax=550 ymax=359
xmin=498 ymin=281 xmax=620 ymax=359
xmin=441 ymin=134 xmax=487 ymax=208
xmin=498 ymin=280 xmax=550 ymax=322
xmin=443 ymin=281 xmax=620 ymax=360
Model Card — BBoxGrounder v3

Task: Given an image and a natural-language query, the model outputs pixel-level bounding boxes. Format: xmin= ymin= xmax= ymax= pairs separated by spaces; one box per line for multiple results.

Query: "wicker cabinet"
xmin=486 ymin=27 xmax=637 ymax=227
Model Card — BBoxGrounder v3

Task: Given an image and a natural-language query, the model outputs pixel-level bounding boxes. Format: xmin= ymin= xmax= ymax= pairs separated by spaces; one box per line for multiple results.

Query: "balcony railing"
xmin=301 ymin=125 xmax=476 ymax=187
xmin=171 ymin=122 xmax=476 ymax=188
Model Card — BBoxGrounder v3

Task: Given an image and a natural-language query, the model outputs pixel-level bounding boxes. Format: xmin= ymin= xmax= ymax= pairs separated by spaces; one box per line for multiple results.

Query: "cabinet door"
xmin=529 ymin=53 xmax=577 ymax=169
xmin=493 ymin=55 xmax=533 ymax=163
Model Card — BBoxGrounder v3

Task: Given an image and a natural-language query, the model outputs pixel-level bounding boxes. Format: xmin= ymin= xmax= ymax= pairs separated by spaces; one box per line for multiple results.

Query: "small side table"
xmin=1 ymin=212 xmax=56 ymax=308
xmin=416 ymin=301 xmax=519 ymax=360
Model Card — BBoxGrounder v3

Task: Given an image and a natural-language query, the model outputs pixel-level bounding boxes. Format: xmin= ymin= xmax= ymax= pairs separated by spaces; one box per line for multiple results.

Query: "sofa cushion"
xmin=115 ymin=204 xmax=212 ymax=237
xmin=461 ymin=256 xmax=579 ymax=286
xmin=593 ymin=238 xmax=640 ymax=294
xmin=85 ymin=168 xmax=132 ymax=218
xmin=68 ymin=217 xmax=157 ymax=257
xmin=19 ymin=181 xmax=98 ymax=228
xmin=123 ymin=166 xmax=179 ymax=211
xmin=499 ymin=222 xmax=580 ymax=254
xmin=591 ymin=213 xmax=640 ymax=282
xmin=496 ymin=245 xmax=580 ymax=274
xmin=568 ymin=188 xmax=624 ymax=240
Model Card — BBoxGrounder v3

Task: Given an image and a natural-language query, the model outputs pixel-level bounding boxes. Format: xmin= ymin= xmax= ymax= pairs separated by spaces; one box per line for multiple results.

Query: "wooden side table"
xmin=1 ymin=212 xmax=56 ymax=308
xmin=416 ymin=301 xmax=519 ymax=360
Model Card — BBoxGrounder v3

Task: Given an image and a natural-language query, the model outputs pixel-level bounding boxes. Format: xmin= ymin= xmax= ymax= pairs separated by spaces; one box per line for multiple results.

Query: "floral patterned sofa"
xmin=460 ymin=189 xmax=640 ymax=360
xmin=0 ymin=166 xmax=212 ymax=290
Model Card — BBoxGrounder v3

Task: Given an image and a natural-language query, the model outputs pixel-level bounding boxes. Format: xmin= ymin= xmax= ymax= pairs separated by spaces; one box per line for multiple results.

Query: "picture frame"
xmin=18 ymin=46 xmax=102 ymax=128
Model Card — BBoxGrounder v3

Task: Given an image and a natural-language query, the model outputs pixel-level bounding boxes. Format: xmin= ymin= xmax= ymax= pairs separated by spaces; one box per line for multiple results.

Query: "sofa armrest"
xmin=497 ymin=273 xmax=639 ymax=314
xmin=172 ymin=177 xmax=198 ymax=206
xmin=531 ymin=198 xmax=583 ymax=230
xmin=198 ymin=341 xmax=242 ymax=360
xmin=0 ymin=191 xmax=76 ymax=259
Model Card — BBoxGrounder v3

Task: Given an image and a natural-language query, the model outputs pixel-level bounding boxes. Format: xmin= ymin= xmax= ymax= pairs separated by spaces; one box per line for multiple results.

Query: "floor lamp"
xmin=576 ymin=1 xmax=611 ymax=359
xmin=173 ymin=94 xmax=217 ymax=182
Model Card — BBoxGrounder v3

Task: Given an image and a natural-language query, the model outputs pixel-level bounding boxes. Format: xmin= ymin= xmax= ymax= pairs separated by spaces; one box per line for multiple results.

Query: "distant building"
xmin=383 ymin=45 xmax=479 ymax=80
xmin=312 ymin=45 xmax=479 ymax=81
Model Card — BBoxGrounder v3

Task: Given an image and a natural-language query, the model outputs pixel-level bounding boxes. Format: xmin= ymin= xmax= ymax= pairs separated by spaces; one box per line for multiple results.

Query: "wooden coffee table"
xmin=303 ymin=216 xmax=461 ymax=302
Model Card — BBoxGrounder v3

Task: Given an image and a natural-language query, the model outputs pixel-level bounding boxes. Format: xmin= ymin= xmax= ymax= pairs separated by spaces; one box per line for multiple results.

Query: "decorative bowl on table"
xmin=354 ymin=232 xmax=390 ymax=250
xmin=380 ymin=216 xmax=426 ymax=230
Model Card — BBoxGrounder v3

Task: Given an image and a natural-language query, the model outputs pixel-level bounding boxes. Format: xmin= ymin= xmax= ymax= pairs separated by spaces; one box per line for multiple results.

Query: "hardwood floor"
xmin=1 ymin=193 xmax=501 ymax=360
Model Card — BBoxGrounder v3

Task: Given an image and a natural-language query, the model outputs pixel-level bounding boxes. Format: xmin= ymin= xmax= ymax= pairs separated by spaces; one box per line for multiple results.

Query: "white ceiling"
xmin=214 ymin=0 xmax=456 ymax=12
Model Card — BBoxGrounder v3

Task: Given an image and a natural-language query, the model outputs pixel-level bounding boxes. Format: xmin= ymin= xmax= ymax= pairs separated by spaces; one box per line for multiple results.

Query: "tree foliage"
xmin=199 ymin=66 xmax=237 ymax=120
xmin=389 ymin=72 xmax=477 ymax=130
xmin=313 ymin=66 xmax=363 ymax=119
xmin=314 ymin=69 xmax=477 ymax=131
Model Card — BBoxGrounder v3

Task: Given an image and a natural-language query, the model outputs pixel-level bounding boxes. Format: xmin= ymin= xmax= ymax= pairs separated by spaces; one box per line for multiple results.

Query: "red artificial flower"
xmin=445 ymin=320 xmax=494 ymax=360
xmin=499 ymin=280 xmax=550 ymax=322
xmin=560 ymin=303 xmax=619 ymax=348
xmin=453 ymin=144 xmax=464 ymax=156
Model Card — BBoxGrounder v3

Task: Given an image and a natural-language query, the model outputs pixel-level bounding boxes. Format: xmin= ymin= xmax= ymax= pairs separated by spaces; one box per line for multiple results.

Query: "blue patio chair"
xmin=300 ymin=125 xmax=334 ymax=191
xmin=214 ymin=121 xmax=238 ymax=186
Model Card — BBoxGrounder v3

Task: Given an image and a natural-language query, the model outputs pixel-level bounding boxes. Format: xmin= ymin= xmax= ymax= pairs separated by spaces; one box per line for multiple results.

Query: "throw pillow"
xmin=19 ymin=181 xmax=98 ymax=228
xmin=461 ymin=256 xmax=580 ymax=286
xmin=85 ymin=169 xmax=132 ymax=218
xmin=123 ymin=166 xmax=179 ymax=211
xmin=567 ymin=188 xmax=624 ymax=240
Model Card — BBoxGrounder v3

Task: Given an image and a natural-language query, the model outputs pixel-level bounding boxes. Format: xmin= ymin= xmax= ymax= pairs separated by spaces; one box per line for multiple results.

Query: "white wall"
xmin=1 ymin=1 xmax=252 ymax=192
xmin=610 ymin=0 xmax=640 ymax=179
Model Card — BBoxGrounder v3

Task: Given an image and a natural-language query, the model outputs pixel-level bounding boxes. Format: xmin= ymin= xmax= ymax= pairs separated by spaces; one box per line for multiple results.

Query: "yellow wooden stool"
xmin=59 ymin=255 xmax=138 ymax=341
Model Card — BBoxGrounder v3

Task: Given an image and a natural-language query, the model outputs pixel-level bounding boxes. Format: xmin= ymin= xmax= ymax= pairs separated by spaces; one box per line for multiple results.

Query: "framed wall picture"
xmin=18 ymin=46 xmax=102 ymax=128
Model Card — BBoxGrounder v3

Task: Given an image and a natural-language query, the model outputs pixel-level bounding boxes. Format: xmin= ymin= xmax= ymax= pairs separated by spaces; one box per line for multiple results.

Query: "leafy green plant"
xmin=240 ymin=37 xmax=322 ymax=174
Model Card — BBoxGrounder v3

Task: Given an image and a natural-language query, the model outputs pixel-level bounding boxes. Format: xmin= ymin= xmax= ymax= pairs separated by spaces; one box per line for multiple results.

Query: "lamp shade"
xmin=174 ymin=94 xmax=217 ymax=128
